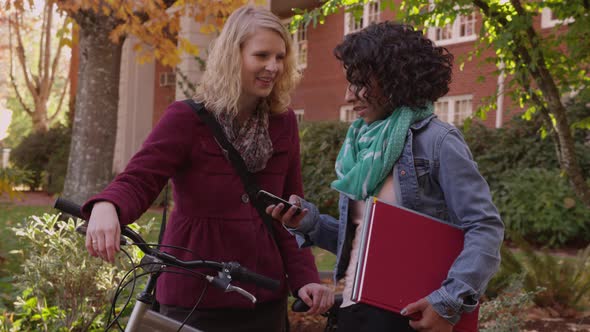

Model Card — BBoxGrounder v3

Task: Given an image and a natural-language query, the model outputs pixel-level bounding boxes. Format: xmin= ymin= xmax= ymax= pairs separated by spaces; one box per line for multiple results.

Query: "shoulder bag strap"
xmin=182 ymin=99 xmax=278 ymax=242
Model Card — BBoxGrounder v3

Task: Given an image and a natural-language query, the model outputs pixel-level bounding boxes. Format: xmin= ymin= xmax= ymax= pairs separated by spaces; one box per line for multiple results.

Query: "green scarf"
xmin=331 ymin=103 xmax=434 ymax=200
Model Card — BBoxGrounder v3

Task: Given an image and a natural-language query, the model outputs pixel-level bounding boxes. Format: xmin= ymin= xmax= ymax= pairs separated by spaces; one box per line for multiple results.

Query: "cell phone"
xmin=256 ymin=190 xmax=302 ymax=216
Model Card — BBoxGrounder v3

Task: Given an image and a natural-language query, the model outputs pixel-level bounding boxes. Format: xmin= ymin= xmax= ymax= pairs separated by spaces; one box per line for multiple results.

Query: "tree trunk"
xmin=548 ymin=101 xmax=590 ymax=208
xmin=32 ymin=103 xmax=49 ymax=133
xmin=62 ymin=12 xmax=123 ymax=204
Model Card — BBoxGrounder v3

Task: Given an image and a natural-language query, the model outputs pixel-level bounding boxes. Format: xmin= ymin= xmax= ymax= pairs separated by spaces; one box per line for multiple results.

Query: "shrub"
xmin=9 ymin=125 xmax=71 ymax=193
xmin=487 ymin=240 xmax=590 ymax=315
xmin=0 ymin=167 xmax=34 ymax=199
xmin=299 ymin=121 xmax=349 ymax=217
xmin=3 ymin=214 xmax=154 ymax=331
xmin=463 ymin=116 xmax=590 ymax=189
xmin=493 ymin=168 xmax=590 ymax=247
xmin=480 ymin=276 xmax=539 ymax=332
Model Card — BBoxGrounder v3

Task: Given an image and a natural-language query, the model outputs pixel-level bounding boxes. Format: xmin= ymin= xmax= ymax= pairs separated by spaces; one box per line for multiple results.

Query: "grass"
xmin=313 ymin=247 xmax=336 ymax=272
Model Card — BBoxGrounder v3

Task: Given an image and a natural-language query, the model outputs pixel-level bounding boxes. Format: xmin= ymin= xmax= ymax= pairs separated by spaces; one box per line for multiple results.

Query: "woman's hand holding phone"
xmin=262 ymin=192 xmax=307 ymax=228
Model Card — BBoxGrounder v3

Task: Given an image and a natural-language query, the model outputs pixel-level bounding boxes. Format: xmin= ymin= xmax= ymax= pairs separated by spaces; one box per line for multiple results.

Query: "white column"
xmin=2 ymin=148 xmax=10 ymax=168
xmin=176 ymin=13 xmax=217 ymax=100
xmin=113 ymin=37 xmax=156 ymax=173
xmin=495 ymin=61 xmax=505 ymax=128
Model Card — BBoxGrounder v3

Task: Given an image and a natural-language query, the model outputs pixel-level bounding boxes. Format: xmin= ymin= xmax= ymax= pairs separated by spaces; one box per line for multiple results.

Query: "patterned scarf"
xmin=218 ymin=101 xmax=274 ymax=173
xmin=331 ymin=103 xmax=434 ymax=200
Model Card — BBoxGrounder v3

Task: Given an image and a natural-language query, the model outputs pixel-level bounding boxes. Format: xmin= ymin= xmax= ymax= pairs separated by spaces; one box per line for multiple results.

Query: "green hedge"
xmin=9 ymin=125 xmax=71 ymax=194
xmin=299 ymin=121 xmax=349 ymax=217
xmin=462 ymin=104 xmax=590 ymax=247
xmin=493 ymin=168 xmax=590 ymax=247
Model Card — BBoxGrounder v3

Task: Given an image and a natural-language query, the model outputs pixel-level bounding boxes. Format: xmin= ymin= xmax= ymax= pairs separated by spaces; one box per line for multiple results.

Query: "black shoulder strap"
xmin=182 ymin=99 xmax=277 ymax=242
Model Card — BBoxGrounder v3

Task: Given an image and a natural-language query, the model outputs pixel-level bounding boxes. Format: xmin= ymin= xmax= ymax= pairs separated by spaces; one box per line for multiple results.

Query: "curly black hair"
xmin=334 ymin=22 xmax=454 ymax=109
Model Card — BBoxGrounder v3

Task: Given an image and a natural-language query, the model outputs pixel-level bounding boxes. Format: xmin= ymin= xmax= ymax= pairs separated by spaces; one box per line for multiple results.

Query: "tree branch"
xmin=8 ymin=13 xmax=32 ymax=115
xmin=42 ymin=2 xmax=53 ymax=100
xmin=49 ymin=77 xmax=69 ymax=123
xmin=9 ymin=72 xmax=33 ymax=115
xmin=12 ymin=12 xmax=38 ymax=99
xmin=47 ymin=18 xmax=68 ymax=100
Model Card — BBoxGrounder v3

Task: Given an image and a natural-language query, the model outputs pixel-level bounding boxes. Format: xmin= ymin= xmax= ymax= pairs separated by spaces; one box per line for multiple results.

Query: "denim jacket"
xmin=291 ymin=115 xmax=504 ymax=324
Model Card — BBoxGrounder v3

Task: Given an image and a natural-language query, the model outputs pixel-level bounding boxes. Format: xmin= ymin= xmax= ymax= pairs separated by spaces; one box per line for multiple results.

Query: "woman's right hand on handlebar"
xmin=86 ymin=201 xmax=121 ymax=263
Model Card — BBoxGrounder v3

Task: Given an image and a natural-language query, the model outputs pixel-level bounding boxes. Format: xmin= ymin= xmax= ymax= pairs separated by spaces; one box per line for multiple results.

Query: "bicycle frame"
xmin=126 ymin=302 xmax=202 ymax=332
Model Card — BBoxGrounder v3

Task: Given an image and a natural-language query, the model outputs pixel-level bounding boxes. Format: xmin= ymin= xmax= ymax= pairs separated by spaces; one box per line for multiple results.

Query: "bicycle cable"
xmin=103 ymin=241 xmax=203 ymax=330
xmin=104 ymin=248 xmax=214 ymax=331
xmin=176 ymin=282 xmax=209 ymax=332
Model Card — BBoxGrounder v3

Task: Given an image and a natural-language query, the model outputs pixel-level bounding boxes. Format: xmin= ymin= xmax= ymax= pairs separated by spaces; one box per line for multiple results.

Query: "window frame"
xmin=434 ymin=94 xmax=474 ymax=125
xmin=344 ymin=0 xmax=381 ymax=36
xmin=339 ymin=104 xmax=357 ymax=123
xmin=427 ymin=7 xmax=477 ymax=46
xmin=541 ymin=8 xmax=574 ymax=29
xmin=283 ymin=19 xmax=308 ymax=70
xmin=293 ymin=109 xmax=305 ymax=123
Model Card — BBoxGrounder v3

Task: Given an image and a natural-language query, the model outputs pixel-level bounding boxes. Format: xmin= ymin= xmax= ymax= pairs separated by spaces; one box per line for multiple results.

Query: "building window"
xmin=344 ymin=1 xmax=381 ymax=35
xmin=294 ymin=109 xmax=305 ymax=123
xmin=159 ymin=72 xmax=176 ymax=87
xmin=434 ymin=95 xmax=473 ymax=125
xmin=541 ymin=8 xmax=574 ymax=28
xmin=340 ymin=105 xmax=357 ymax=122
xmin=292 ymin=24 xmax=308 ymax=70
xmin=427 ymin=10 xmax=477 ymax=46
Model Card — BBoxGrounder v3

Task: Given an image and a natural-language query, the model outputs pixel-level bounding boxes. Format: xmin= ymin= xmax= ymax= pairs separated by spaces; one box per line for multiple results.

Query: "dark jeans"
xmin=160 ymin=297 xmax=287 ymax=332
xmin=337 ymin=303 xmax=416 ymax=332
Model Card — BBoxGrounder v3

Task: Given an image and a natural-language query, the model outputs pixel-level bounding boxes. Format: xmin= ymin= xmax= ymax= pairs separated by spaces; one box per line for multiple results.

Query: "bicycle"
xmin=54 ymin=197 xmax=281 ymax=332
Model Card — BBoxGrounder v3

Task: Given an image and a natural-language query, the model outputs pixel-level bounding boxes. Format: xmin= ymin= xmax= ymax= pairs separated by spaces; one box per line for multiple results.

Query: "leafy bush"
xmin=463 ymin=114 xmax=590 ymax=189
xmin=0 ymin=167 xmax=34 ymax=199
xmin=480 ymin=276 xmax=540 ymax=332
xmin=487 ymin=240 xmax=590 ymax=315
xmin=299 ymin=121 xmax=349 ymax=217
xmin=2 ymin=214 xmax=154 ymax=331
xmin=493 ymin=168 xmax=590 ymax=247
xmin=463 ymin=92 xmax=590 ymax=192
xmin=9 ymin=125 xmax=71 ymax=193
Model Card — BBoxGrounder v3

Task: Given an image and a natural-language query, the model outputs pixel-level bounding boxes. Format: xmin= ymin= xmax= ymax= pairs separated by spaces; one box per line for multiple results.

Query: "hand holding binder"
xmin=352 ymin=197 xmax=479 ymax=332
xmin=402 ymin=298 xmax=453 ymax=331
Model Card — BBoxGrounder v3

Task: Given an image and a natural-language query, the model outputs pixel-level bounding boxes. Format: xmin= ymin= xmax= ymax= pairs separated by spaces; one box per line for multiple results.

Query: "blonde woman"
xmin=82 ymin=6 xmax=333 ymax=331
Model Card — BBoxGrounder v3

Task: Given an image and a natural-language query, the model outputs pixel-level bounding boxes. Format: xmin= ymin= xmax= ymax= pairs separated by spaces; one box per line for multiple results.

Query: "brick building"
xmin=108 ymin=1 xmax=566 ymax=171
xmin=282 ymin=1 xmax=566 ymax=128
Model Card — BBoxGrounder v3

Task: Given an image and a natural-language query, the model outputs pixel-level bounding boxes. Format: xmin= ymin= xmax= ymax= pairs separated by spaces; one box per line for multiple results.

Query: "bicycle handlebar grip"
xmin=54 ymin=197 xmax=84 ymax=220
xmin=234 ymin=266 xmax=280 ymax=291
xmin=291 ymin=293 xmax=343 ymax=313
xmin=291 ymin=298 xmax=309 ymax=312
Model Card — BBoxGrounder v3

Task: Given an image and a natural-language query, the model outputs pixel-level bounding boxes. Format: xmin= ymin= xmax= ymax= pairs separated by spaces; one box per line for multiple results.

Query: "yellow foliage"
xmin=179 ymin=37 xmax=200 ymax=57
xmin=0 ymin=178 xmax=22 ymax=201
xmin=14 ymin=0 xmax=248 ymax=67
xmin=199 ymin=23 xmax=217 ymax=34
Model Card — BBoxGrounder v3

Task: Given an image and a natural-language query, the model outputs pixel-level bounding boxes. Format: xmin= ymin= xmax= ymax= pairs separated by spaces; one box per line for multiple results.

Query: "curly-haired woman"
xmin=268 ymin=22 xmax=504 ymax=332
xmin=82 ymin=5 xmax=333 ymax=331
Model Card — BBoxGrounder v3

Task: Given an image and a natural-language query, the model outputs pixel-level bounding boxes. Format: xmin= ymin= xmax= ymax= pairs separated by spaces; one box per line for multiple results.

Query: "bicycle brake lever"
xmin=205 ymin=276 xmax=257 ymax=303
xmin=227 ymin=285 xmax=257 ymax=303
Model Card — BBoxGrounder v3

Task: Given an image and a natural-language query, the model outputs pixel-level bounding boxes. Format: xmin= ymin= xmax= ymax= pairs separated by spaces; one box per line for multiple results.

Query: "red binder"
xmin=351 ymin=198 xmax=479 ymax=332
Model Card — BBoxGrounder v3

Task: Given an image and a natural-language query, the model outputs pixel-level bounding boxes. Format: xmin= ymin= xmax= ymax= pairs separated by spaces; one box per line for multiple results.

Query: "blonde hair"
xmin=195 ymin=5 xmax=300 ymax=116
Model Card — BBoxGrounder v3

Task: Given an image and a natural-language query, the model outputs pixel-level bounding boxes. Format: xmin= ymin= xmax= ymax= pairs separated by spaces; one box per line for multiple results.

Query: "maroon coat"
xmin=82 ymin=101 xmax=320 ymax=308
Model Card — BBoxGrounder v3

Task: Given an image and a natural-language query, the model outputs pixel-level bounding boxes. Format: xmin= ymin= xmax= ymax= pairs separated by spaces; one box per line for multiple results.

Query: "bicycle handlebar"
xmin=53 ymin=197 xmax=280 ymax=291
xmin=291 ymin=293 xmax=343 ymax=313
